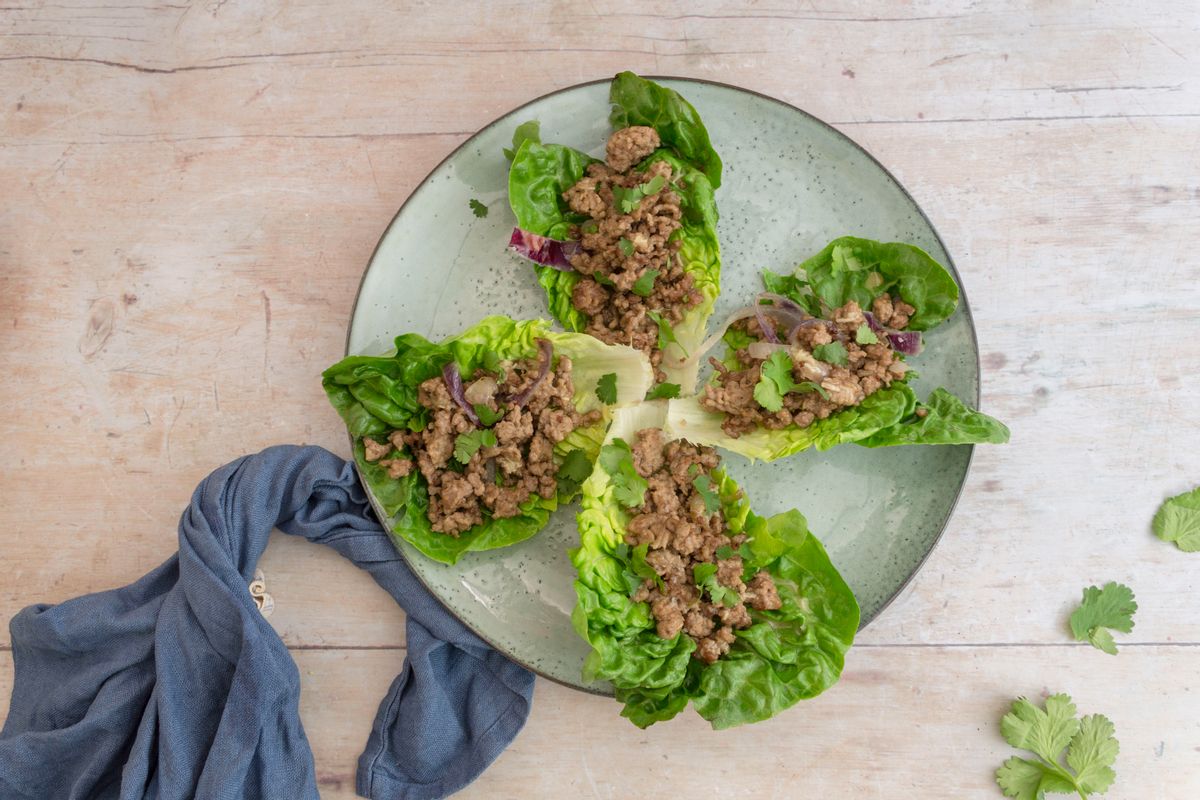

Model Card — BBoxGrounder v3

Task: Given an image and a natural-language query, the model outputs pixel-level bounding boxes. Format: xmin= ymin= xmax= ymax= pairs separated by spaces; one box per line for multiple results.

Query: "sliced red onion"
xmin=502 ymin=338 xmax=555 ymax=408
xmin=442 ymin=362 xmax=481 ymax=425
xmin=746 ymin=341 xmax=790 ymax=360
xmin=863 ymin=311 xmax=886 ymax=334
xmin=507 ymin=227 xmax=580 ymax=271
xmin=753 ymin=305 xmax=779 ymax=343
xmin=888 ymin=331 xmax=923 ymax=355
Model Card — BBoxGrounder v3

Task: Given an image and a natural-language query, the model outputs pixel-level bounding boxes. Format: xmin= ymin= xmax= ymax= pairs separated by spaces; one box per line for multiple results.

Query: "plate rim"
xmin=342 ymin=74 xmax=980 ymax=694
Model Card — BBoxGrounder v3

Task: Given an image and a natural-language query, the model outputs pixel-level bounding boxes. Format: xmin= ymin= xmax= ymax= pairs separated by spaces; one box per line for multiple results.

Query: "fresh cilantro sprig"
xmin=1152 ymin=485 xmax=1200 ymax=551
xmin=595 ymin=372 xmax=618 ymax=404
xmin=1069 ymin=582 xmax=1136 ymax=655
xmin=753 ymin=350 xmax=796 ymax=412
xmin=598 ymin=438 xmax=648 ymax=509
xmin=613 ymin=174 xmax=666 ymax=213
xmin=631 ymin=269 xmax=659 ymax=298
xmin=647 ymin=310 xmax=685 ymax=354
xmin=645 ymin=382 xmax=681 ymax=400
xmin=473 ymin=404 xmax=505 ymax=426
xmin=555 ymin=449 xmax=593 ymax=496
xmin=995 ymin=694 xmax=1118 ymax=799
xmin=453 ymin=429 xmax=496 ymax=464
xmin=692 ymin=562 xmax=739 ymax=608
xmin=812 ymin=341 xmax=849 ymax=366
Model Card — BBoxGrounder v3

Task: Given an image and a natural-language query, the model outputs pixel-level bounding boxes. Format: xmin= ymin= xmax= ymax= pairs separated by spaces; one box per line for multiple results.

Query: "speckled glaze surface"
xmin=346 ymin=78 xmax=978 ymax=694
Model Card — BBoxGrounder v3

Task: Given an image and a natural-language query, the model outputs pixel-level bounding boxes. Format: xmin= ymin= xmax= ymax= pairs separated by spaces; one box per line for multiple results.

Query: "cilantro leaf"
xmin=631 ymin=268 xmax=659 ymax=298
xmin=556 ymin=448 xmax=593 ymax=496
xmin=647 ymin=310 xmax=685 ymax=355
xmin=595 ymin=372 xmax=618 ymax=405
xmin=753 ymin=350 xmax=797 ymax=412
xmin=593 ymin=271 xmax=616 ymax=288
xmin=624 ymin=542 xmax=662 ymax=592
xmin=473 ymin=403 xmax=506 ymax=426
xmin=468 ymin=198 xmax=488 ymax=218
xmin=693 ymin=561 xmax=739 ymax=607
xmin=502 ymin=119 xmax=540 ymax=160
xmin=855 ymin=323 xmax=879 ymax=345
xmin=613 ymin=174 xmax=667 ymax=213
xmin=715 ymin=545 xmax=734 ymax=560
xmin=453 ymin=429 xmax=496 ymax=464
xmin=1069 ymin=582 xmax=1136 ymax=655
xmin=645 ymin=382 xmax=681 ymax=400
xmin=995 ymin=694 xmax=1119 ymax=799
xmin=598 ymin=438 xmax=648 ymax=509
xmin=481 ymin=351 xmax=506 ymax=381
xmin=795 ymin=380 xmax=830 ymax=400
xmin=692 ymin=474 xmax=721 ymax=515
xmin=618 ymin=237 xmax=635 ymax=257
xmin=812 ymin=341 xmax=849 ymax=366
xmin=1152 ymin=485 xmax=1200 ymax=552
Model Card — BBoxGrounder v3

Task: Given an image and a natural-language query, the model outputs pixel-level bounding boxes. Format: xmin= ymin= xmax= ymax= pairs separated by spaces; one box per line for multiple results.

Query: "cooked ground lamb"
xmin=562 ymin=126 xmax=703 ymax=378
xmin=624 ymin=429 xmax=781 ymax=664
xmin=701 ymin=295 xmax=915 ymax=438
xmin=361 ymin=350 xmax=601 ymax=537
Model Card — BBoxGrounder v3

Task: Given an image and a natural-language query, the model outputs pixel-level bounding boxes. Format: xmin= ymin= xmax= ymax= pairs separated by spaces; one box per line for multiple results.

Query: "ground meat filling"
xmin=624 ymin=429 xmax=781 ymax=664
xmin=562 ymin=126 xmax=703 ymax=377
xmin=700 ymin=295 xmax=915 ymax=438
xmin=361 ymin=352 xmax=601 ymax=537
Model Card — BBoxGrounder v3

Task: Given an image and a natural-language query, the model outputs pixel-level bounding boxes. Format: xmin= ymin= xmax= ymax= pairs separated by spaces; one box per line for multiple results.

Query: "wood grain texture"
xmin=1 ymin=0 xmax=1198 ymax=797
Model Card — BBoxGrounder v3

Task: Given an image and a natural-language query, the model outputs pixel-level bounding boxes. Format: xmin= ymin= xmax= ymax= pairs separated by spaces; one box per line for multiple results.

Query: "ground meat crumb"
xmin=623 ymin=429 xmax=780 ymax=665
xmin=362 ymin=347 xmax=600 ymax=537
xmin=560 ymin=128 xmax=702 ymax=378
xmin=700 ymin=295 xmax=913 ymax=438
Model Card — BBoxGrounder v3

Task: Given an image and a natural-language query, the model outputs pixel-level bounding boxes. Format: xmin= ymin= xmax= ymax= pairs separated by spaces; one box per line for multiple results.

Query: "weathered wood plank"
xmin=3 ymin=647 xmax=1194 ymax=798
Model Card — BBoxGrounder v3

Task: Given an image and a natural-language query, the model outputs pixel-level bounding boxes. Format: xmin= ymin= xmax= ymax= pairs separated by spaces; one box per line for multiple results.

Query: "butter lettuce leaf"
xmin=856 ymin=387 xmax=1010 ymax=448
xmin=571 ymin=406 xmax=859 ymax=728
xmin=323 ymin=316 xmax=652 ymax=564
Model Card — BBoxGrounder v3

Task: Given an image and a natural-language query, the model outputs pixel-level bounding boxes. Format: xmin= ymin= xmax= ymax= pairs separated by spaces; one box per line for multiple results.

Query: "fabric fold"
xmin=0 ymin=445 xmax=533 ymax=800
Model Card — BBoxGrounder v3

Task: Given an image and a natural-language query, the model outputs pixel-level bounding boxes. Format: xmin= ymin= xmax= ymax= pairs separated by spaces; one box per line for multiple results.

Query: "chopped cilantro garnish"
xmin=453 ymin=429 xmax=496 ymax=464
xmin=612 ymin=174 xmax=667 ymax=213
xmin=468 ymin=198 xmax=488 ymax=218
xmin=692 ymin=474 xmax=721 ymax=515
xmin=618 ymin=238 xmax=635 ymax=257
xmin=812 ymin=341 xmax=849 ymax=366
xmin=631 ymin=268 xmax=659 ymax=298
xmin=692 ymin=562 xmax=739 ymax=607
xmin=556 ymin=449 xmax=593 ymax=496
xmin=647 ymin=310 xmax=685 ymax=354
xmin=753 ymin=350 xmax=797 ymax=412
xmin=598 ymin=438 xmax=648 ymax=509
xmin=473 ymin=403 xmax=505 ymax=426
xmin=595 ymin=372 xmax=618 ymax=405
xmin=855 ymin=323 xmax=879 ymax=345
xmin=645 ymin=382 xmax=681 ymax=400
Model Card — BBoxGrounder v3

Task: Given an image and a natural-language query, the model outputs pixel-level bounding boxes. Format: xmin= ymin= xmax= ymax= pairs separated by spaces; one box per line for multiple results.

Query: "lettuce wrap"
xmin=507 ymin=71 xmax=721 ymax=390
xmin=571 ymin=405 xmax=859 ymax=728
xmin=665 ymin=237 xmax=1009 ymax=461
xmin=323 ymin=316 xmax=653 ymax=564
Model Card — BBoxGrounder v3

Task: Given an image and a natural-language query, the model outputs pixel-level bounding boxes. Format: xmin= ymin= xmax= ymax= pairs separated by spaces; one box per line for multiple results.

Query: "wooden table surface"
xmin=3 ymin=2 xmax=1198 ymax=797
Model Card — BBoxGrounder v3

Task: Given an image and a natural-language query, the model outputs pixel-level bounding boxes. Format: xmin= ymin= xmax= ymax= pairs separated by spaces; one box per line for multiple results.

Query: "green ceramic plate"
xmin=346 ymin=77 xmax=978 ymax=694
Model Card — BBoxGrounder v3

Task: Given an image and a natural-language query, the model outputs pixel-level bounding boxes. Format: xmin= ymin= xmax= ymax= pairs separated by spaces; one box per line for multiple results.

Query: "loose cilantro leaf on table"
xmin=1152 ymin=485 xmax=1200 ymax=552
xmin=995 ymin=694 xmax=1118 ymax=799
xmin=595 ymin=372 xmax=618 ymax=404
xmin=453 ymin=429 xmax=496 ymax=464
xmin=556 ymin=448 xmax=593 ymax=495
xmin=469 ymin=198 xmax=489 ymax=218
xmin=753 ymin=350 xmax=797 ymax=412
xmin=631 ymin=268 xmax=659 ymax=297
xmin=1069 ymin=582 xmax=1136 ymax=655
xmin=645 ymin=382 xmax=681 ymax=400
xmin=692 ymin=562 xmax=739 ymax=608
xmin=812 ymin=341 xmax=848 ymax=366
xmin=473 ymin=403 xmax=506 ymax=426
xmin=598 ymin=438 xmax=648 ymax=509
xmin=502 ymin=119 xmax=541 ymax=160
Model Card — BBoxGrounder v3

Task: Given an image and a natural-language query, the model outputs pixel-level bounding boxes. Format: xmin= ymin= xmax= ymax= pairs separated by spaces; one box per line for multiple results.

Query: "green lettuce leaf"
xmin=791 ymin=236 xmax=959 ymax=330
xmin=571 ymin=406 xmax=859 ymax=728
xmin=609 ymin=70 xmax=722 ymax=188
xmin=664 ymin=384 xmax=916 ymax=462
xmin=856 ymin=387 xmax=1010 ymax=448
xmin=323 ymin=316 xmax=652 ymax=564
xmin=507 ymin=140 xmax=597 ymax=330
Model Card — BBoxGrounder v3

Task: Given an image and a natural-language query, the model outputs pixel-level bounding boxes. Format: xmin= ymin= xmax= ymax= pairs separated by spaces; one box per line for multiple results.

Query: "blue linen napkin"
xmin=0 ymin=445 xmax=534 ymax=799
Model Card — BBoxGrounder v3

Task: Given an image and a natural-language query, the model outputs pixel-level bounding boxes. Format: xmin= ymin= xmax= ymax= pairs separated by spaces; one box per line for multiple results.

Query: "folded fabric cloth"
xmin=0 ymin=445 xmax=534 ymax=800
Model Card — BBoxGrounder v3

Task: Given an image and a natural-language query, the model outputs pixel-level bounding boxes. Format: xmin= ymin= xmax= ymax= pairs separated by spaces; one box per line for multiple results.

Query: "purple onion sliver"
xmin=888 ymin=331 xmax=923 ymax=355
xmin=755 ymin=292 xmax=802 ymax=313
xmin=863 ymin=311 xmax=886 ymax=334
xmin=508 ymin=338 xmax=555 ymax=408
xmin=753 ymin=305 xmax=779 ymax=343
xmin=442 ymin=362 xmax=481 ymax=425
xmin=507 ymin=227 xmax=575 ymax=271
